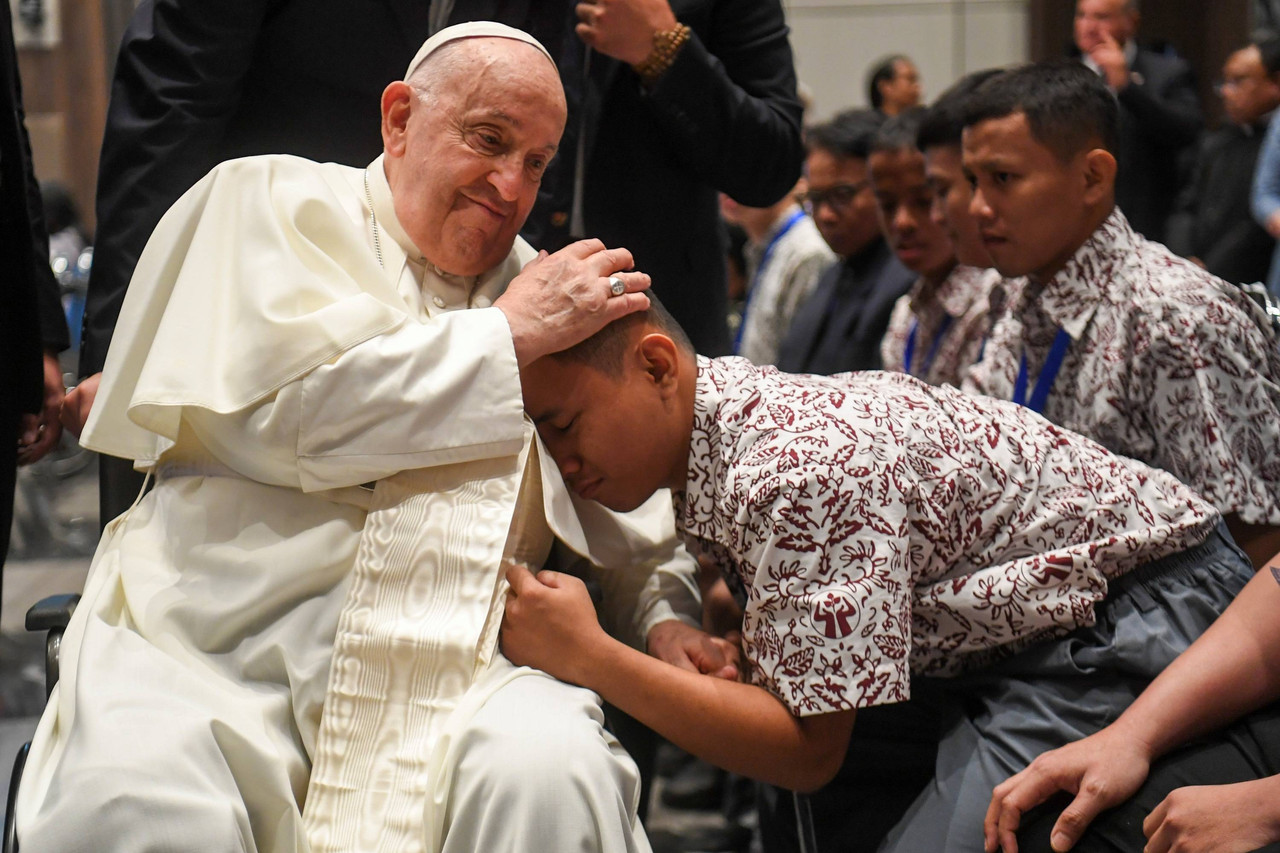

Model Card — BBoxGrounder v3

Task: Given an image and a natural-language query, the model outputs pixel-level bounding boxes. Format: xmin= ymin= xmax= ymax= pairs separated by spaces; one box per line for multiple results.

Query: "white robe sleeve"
xmin=182 ymin=307 xmax=525 ymax=491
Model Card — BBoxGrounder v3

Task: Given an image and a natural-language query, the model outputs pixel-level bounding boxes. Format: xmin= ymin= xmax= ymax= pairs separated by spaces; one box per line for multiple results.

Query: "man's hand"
xmin=495 ymin=239 xmax=650 ymax=366
xmin=647 ymin=619 xmax=739 ymax=681
xmin=18 ymin=353 xmax=66 ymax=466
xmin=575 ymin=0 xmax=678 ymax=65
xmin=984 ymin=727 xmax=1153 ymax=853
xmin=59 ymin=371 xmax=101 ymax=439
xmin=501 ymin=562 xmax=610 ymax=684
xmin=1090 ymin=33 xmax=1130 ymax=91
xmin=1142 ymin=777 xmax=1280 ymax=853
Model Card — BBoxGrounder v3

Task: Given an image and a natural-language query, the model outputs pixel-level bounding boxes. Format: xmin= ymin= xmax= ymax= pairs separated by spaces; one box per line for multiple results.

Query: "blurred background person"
xmin=721 ymin=184 xmax=834 ymax=366
xmin=867 ymin=54 xmax=922 ymax=117
xmin=1167 ymin=38 xmax=1280 ymax=286
xmin=1073 ymin=0 xmax=1203 ymax=242
xmin=776 ymin=109 xmax=914 ymax=376
xmin=2 ymin=0 xmax=69 ymax=580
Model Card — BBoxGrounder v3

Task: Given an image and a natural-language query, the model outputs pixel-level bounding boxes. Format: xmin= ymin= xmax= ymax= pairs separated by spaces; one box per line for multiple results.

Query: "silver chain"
xmin=363 ymin=168 xmax=384 ymax=270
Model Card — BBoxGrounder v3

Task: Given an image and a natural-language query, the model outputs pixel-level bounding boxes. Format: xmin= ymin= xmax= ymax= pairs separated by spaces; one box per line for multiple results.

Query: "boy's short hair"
xmin=552 ymin=292 xmax=694 ymax=375
xmin=869 ymin=107 xmax=928 ymax=155
xmin=915 ymin=68 xmax=1004 ymax=151
xmin=961 ymin=60 xmax=1120 ymax=161
xmin=866 ymin=55 xmax=907 ymax=111
xmin=806 ymin=108 xmax=885 ymax=162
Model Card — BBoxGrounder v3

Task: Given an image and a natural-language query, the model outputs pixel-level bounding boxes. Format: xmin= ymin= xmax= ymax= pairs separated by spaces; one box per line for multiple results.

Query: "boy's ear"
xmin=637 ymin=333 xmax=680 ymax=392
xmin=1081 ymin=148 xmax=1117 ymax=205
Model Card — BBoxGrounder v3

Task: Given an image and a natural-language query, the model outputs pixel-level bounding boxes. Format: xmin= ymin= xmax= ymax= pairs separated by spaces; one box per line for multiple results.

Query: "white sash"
xmin=302 ymin=433 xmax=551 ymax=852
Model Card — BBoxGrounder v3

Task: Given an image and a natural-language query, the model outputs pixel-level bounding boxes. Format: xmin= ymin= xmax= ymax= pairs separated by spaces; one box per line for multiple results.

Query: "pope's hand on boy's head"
xmin=501 ymin=562 xmax=607 ymax=684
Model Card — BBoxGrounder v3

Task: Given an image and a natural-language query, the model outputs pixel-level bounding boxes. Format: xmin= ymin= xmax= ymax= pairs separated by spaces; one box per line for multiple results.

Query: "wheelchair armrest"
xmin=25 ymin=594 xmax=80 ymax=700
xmin=24 ymin=594 xmax=79 ymax=633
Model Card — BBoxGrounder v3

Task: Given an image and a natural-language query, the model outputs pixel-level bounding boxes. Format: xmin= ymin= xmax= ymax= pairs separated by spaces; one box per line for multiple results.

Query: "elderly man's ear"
xmin=380 ymin=81 xmax=415 ymax=155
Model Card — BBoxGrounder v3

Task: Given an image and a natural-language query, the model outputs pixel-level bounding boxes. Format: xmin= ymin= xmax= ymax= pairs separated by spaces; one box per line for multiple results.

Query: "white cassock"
xmin=14 ymin=154 xmax=699 ymax=853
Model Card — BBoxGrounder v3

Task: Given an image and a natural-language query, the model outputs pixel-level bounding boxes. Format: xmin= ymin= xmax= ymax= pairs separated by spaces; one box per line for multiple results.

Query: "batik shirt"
xmin=881 ymin=265 xmax=1003 ymax=387
xmin=678 ymin=356 xmax=1218 ymax=715
xmin=964 ymin=209 xmax=1280 ymax=525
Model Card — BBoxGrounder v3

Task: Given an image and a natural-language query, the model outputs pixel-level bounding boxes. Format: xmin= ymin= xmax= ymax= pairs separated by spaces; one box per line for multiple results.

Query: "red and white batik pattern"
xmin=965 ymin=209 xmax=1280 ymax=525
xmin=679 ymin=356 xmax=1218 ymax=715
xmin=881 ymin=265 xmax=1004 ymax=388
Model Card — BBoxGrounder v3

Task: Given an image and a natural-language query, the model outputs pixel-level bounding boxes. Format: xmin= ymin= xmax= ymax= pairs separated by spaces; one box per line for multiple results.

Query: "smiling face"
xmin=923 ymin=144 xmax=993 ymax=269
xmin=520 ymin=331 xmax=694 ymax=513
xmin=869 ymin=147 xmax=955 ymax=283
xmin=962 ymin=111 xmax=1112 ymax=281
xmin=381 ymin=38 xmax=566 ymax=276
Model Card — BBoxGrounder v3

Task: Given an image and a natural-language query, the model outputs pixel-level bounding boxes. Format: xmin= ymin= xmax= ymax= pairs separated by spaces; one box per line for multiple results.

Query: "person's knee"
xmin=455 ymin=675 xmax=639 ymax=808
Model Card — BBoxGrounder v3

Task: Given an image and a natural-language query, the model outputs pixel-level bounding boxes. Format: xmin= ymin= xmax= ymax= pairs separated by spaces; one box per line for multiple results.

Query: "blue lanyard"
xmin=903 ymin=314 xmax=954 ymax=378
xmin=734 ymin=209 xmax=808 ymax=353
xmin=1013 ymin=327 xmax=1071 ymax=414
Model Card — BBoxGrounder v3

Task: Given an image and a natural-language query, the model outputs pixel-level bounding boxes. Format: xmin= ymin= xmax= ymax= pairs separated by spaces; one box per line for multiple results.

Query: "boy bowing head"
xmin=508 ymin=299 xmax=1251 ymax=851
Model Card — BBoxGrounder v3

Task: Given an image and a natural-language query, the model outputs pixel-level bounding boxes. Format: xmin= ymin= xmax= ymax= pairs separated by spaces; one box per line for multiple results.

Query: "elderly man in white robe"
xmin=14 ymin=22 xmax=725 ymax=853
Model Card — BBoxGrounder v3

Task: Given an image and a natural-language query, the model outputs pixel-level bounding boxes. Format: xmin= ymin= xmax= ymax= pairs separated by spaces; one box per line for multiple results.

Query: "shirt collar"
xmin=908 ymin=264 xmax=985 ymax=318
xmin=1026 ymin=208 xmax=1135 ymax=339
xmin=676 ymin=355 xmax=733 ymax=539
xmin=366 ymin=154 xmax=423 ymax=264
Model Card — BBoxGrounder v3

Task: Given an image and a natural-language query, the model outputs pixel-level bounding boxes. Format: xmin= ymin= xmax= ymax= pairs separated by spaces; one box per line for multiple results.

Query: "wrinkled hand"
xmin=1090 ymin=34 xmax=1129 ymax=90
xmin=575 ymin=0 xmax=678 ymax=65
xmin=647 ymin=619 xmax=740 ymax=681
xmin=18 ymin=353 xmax=65 ymax=466
xmin=501 ymin=562 xmax=608 ymax=684
xmin=495 ymin=239 xmax=650 ymax=366
xmin=985 ymin=727 xmax=1152 ymax=853
xmin=59 ymin=371 xmax=101 ymax=439
xmin=1143 ymin=777 xmax=1280 ymax=853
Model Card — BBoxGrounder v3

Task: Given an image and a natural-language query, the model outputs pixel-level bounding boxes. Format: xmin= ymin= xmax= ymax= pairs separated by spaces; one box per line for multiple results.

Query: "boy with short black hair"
xmin=960 ymin=60 xmax=1280 ymax=568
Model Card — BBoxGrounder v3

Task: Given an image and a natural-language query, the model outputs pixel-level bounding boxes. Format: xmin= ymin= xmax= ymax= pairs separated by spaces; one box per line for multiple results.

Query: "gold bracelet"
xmin=632 ymin=23 xmax=691 ymax=86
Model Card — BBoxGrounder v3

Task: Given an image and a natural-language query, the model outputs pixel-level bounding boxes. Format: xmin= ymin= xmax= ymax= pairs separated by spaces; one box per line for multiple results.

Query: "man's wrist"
xmin=632 ymin=22 xmax=691 ymax=87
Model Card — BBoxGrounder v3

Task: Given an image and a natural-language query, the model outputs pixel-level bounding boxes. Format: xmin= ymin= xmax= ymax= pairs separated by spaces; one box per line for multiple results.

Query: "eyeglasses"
xmin=1215 ymin=76 xmax=1257 ymax=94
xmin=798 ymin=181 xmax=868 ymax=213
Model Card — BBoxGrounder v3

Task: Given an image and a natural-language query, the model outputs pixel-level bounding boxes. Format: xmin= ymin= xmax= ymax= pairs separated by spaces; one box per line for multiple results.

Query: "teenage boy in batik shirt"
xmin=871 ymin=108 xmax=1000 ymax=388
xmin=959 ymin=61 xmax=1280 ymax=568
xmin=501 ymin=300 xmax=1252 ymax=853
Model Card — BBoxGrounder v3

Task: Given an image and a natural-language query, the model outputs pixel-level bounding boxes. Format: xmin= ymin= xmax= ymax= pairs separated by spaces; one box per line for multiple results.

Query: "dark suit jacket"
xmin=775 ymin=238 xmax=913 ymax=376
xmin=1164 ymin=117 xmax=1275 ymax=286
xmin=79 ymin=0 xmax=575 ymax=376
xmin=521 ymin=0 xmax=805 ymax=356
xmin=1111 ymin=47 xmax=1204 ymax=243
xmin=2 ymin=0 xmax=69 ymax=563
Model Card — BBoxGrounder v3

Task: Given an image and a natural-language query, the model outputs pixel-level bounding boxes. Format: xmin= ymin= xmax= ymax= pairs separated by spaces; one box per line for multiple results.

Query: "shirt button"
xmin=432 ymin=295 xmax=446 ymax=308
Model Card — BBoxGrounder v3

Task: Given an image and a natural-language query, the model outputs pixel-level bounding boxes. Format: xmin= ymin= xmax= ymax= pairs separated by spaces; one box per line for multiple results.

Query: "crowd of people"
xmin=3 ymin=0 xmax=1279 ymax=851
